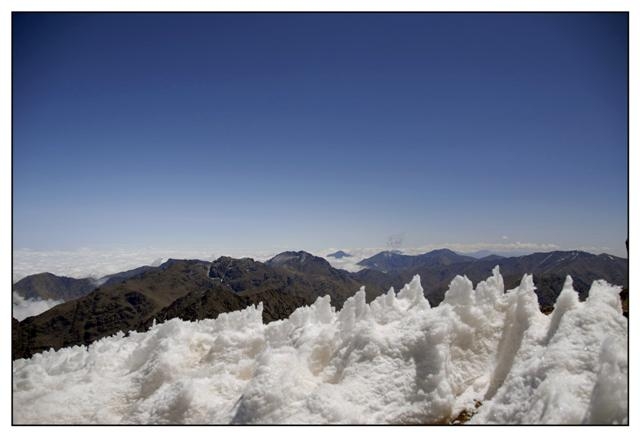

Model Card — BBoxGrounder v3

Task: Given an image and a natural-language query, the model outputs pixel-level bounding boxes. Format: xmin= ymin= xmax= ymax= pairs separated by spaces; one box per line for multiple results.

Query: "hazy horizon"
xmin=13 ymin=13 xmax=628 ymax=258
xmin=12 ymin=241 xmax=626 ymax=282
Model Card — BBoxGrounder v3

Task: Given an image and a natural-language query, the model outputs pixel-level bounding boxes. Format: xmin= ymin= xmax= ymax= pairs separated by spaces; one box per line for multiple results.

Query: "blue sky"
xmin=13 ymin=13 xmax=628 ymax=256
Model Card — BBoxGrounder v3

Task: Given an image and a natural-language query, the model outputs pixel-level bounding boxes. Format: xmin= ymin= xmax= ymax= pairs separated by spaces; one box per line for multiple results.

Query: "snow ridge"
xmin=12 ymin=267 xmax=627 ymax=424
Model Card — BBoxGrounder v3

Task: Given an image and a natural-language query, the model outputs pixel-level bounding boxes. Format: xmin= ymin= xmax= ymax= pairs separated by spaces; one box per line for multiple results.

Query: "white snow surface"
xmin=12 ymin=268 xmax=627 ymax=424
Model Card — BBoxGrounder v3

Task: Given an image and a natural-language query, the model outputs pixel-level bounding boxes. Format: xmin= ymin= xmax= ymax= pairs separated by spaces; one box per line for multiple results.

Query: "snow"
xmin=12 ymin=292 xmax=63 ymax=321
xmin=12 ymin=267 xmax=627 ymax=424
xmin=471 ymin=278 xmax=627 ymax=424
xmin=537 ymin=252 xmax=554 ymax=267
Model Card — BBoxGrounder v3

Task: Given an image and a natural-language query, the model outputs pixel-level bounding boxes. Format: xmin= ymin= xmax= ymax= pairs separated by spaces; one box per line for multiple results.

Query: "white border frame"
xmin=2 ymin=2 xmax=636 ymax=435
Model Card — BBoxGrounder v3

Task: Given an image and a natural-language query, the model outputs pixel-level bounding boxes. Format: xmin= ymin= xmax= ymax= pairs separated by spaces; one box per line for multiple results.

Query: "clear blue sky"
xmin=13 ymin=13 xmax=628 ymax=256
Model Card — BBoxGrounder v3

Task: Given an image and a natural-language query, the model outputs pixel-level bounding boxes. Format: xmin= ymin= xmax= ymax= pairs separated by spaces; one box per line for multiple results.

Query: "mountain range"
xmin=12 ymin=249 xmax=628 ymax=360
xmin=356 ymin=248 xmax=476 ymax=272
xmin=326 ymin=250 xmax=352 ymax=259
xmin=356 ymin=249 xmax=628 ymax=309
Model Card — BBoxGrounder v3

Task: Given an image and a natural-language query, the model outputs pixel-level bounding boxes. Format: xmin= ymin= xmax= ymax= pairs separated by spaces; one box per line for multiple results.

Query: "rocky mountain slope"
xmin=354 ymin=249 xmax=627 ymax=309
xmin=357 ymin=248 xmax=475 ymax=272
xmin=12 ymin=273 xmax=97 ymax=301
xmin=13 ymin=253 xmax=387 ymax=359
xmin=13 ymin=265 xmax=156 ymax=302
xmin=13 ymin=260 xmax=212 ymax=359
xmin=12 ymin=249 xmax=628 ymax=360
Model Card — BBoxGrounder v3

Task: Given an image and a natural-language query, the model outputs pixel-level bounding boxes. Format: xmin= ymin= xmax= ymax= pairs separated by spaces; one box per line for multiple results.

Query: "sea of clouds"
xmin=12 ymin=292 xmax=64 ymax=321
xmin=11 ymin=247 xmax=284 ymax=282
xmin=12 ymin=242 xmax=567 ymax=282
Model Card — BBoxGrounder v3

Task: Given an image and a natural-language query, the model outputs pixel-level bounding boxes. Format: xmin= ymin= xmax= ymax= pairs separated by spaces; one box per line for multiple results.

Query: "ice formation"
xmin=12 ymin=268 xmax=628 ymax=424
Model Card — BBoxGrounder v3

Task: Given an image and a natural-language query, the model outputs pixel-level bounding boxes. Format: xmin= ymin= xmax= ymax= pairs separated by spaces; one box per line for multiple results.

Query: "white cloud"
xmin=150 ymin=258 xmax=165 ymax=267
xmin=12 ymin=247 xmax=279 ymax=281
xmin=12 ymin=242 xmax=570 ymax=281
xmin=12 ymin=292 xmax=63 ymax=321
xmin=578 ymin=246 xmax=613 ymax=254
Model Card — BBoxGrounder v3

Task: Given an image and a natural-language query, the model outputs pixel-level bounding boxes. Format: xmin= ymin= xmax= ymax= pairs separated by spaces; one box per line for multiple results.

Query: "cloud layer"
xmin=12 ymin=292 xmax=63 ymax=321
xmin=13 ymin=241 xmax=612 ymax=281
xmin=12 ymin=248 xmax=277 ymax=282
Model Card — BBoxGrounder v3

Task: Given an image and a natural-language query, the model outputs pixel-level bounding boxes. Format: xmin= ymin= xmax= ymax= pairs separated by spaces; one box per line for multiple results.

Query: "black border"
xmin=10 ymin=11 xmax=631 ymax=427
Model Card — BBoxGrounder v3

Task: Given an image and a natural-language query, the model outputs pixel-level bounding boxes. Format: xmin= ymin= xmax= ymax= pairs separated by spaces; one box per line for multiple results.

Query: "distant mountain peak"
xmin=326 ymin=250 xmax=352 ymax=259
xmin=479 ymin=254 xmax=504 ymax=261
xmin=267 ymin=251 xmax=316 ymax=265
xmin=426 ymin=248 xmax=458 ymax=255
xmin=13 ymin=272 xmax=97 ymax=301
xmin=266 ymin=251 xmax=341 ymax=277
xmin=358 ymin=248 xmax=474 ymax=272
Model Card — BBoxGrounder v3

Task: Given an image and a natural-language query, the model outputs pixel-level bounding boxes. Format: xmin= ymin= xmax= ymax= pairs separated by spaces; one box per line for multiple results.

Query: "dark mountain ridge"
xmin=99 ymin=265 xmax=156 ymax=287
xmin=13 ymin=252 xmax=387 ymax=359
xmin=326 ymin=250 xmax=352 ymax=259
xmin=13 ymin=249 xmax=627 ymax=360
xmin=376 ymin=250 xmax=628 ymax=309
xmin=13 ymin=260 xmax=213 ymax=359
xmin=12 ymin=273 xmax=97 ymax=301
xmin=13 ymin=265 xmax=156 ymax=302
xmin=357 ymin=248 xmax=476 ymax=272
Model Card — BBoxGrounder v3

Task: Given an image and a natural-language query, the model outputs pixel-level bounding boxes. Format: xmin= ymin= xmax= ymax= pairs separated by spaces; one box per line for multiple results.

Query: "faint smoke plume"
xmin=386 ymin=233 xmax=405 ymax=250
